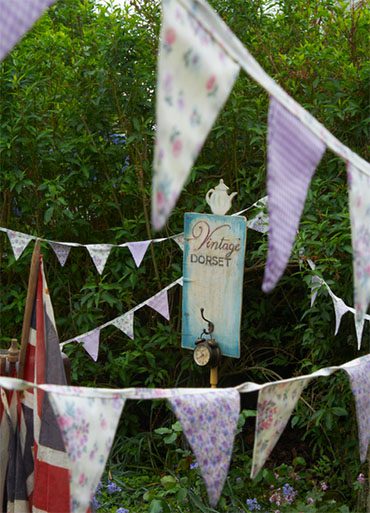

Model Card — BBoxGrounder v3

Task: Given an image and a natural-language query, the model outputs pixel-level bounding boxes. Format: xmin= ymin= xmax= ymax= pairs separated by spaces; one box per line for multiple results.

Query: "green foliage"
xmin=0 ymin=0 xmax=369 ymax=510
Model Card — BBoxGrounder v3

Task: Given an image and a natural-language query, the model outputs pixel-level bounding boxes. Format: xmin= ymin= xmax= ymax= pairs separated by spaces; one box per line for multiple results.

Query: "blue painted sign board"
xmin=182 ymin=212 xmax=247 ymax=358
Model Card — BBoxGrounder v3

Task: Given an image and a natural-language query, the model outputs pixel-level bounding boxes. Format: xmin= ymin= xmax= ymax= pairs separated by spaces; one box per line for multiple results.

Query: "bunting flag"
xmin=251 ymin=379 xmax=311 ymax=478
xmin=127 ymin=241 xmax=151 ymax=267
xmin=86 ymin=244 xmax=112 ymax=275
xmin=246 ymin=211 xmax=269 ymax=234
xmin=342 ymin=355 xmax=370 ymax=462
xmin=173 ymin=233 xmax=185 ymax=251
xmin=310 ymin=275 xmax=323 ymax=307
xmin=76 ymin=330 xmax=101 ymax=362
xmin=7 ymin=230 xmax=33 ymax=260
xmin=332 ymin=295 xmax=349 ymax=336
xmin=50 ymin=242 xmax=71 ymax=267
xmin=169 ymin=389 xmax=240 ymax=506
xmin=111 ymin=312 xmax=134 ymax=339
xmin=347 ymin=163 xmax=370 ymax=344
xmin=0 ymin=0 xmax=56 ymax=61
xmin=262 ymin=98 xmax=326 ymax=293
xmin=146 ymin=289 xmax=170 ymax=320
xmin=48 ymin=388 xmax=125 ymax=513
xmin=152 ymin=0 xmax=240 ymax=230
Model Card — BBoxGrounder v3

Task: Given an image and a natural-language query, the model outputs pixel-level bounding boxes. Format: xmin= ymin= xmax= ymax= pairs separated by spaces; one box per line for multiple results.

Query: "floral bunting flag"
xmin=0 ymin=0 xmax=56 ymax=62
xmin=86 ymin=244 xmax=112 ymax=275
xmin=49 ymin=242 xmax=71 ymax=267
xmin=342 ymin=355 xmax=370 ymax=462
xmin=347 ymin=163 xmax=370 ymax=344
xmin=127 ymin=240 xmax=151 ymax=267
xmin=246 ymin=211 xmax=269 ymax=234
xmin=48 ymin=388 xmax=125 ymax=513
xmin=169 ymin=389 xmax=240 ymax=506
xmin=7 ymin=230 xmax=33 ymax=260
xmin=262 ymin=98 xmax=326 ymax=293
xmin=332 ymin=296 xmax=349 ymax=336
xmin=152 ymin=0 xmax=240 ymax=230
xmin=146 ymin=289 xmax=170 ymax=320
xmin=76 ymin=330 xmax=100 ymax=362
xmin=111 ymin=312 xmax=134 ymax=340
xmin=251 ymin=379 xmax=310 ymax=478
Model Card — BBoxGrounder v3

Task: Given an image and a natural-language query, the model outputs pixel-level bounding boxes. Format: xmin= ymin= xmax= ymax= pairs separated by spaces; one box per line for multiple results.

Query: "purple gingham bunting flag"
xmin=262 ymin=98 xmax=326 ymax=293
xmin=0 ymin=0 xmax=56 ymax=61
xmin=76 ymin=330 xmax=100 ymax=362
xmin=169 ymin=389 xmax=240 ymax=507
xmin=7 ymin=230 xmax=33 ymax=260
xmin=347 ymin=163 xmax=370 ymax=346
xmin=152 ymin=0 xmax=240 ymax=230
xmin=86 ymin=244 xmax=112 ymax=275
xmin=342 ymin=355 xmax=370 ymax=462
xmin=127 ymin=241 xmax=151 ymax=267
xmin=49 ymin=242 xmax=71 ymax=267
xmin=146 ymin=289 xmax=170 ymax=320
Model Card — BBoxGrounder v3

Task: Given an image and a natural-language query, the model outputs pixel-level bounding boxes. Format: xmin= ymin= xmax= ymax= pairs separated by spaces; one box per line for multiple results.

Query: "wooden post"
xmin=210 ymin=367 xmax=218 ymax=388
xmin=18 ymin=240 xmax=41 ymax=379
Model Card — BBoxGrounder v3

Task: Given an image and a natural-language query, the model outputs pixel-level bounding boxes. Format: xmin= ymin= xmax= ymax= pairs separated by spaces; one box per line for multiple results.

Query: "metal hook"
xmin=200 ymin=308 xmax=214 ymax=335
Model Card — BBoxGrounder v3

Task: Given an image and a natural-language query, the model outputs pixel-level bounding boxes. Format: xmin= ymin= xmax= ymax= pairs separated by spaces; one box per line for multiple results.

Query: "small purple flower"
xmin=357 ymin=473 xmax=366 ymax=484
xmin=190 ymin=461 xmax=199 ymax=469
xmin=107 ymin=481 xmax=122 ymax=494
xmin=116 ymin=509 xmax=129 ymax=513
xmin=246 ymin=497 xmax=261 ymax=511
xmin=307 ymin=497 xmax=315 ymax=504
xmin=91 ymin=496 xmax=100 ymax=511
xmin=320 ymin=481 xmax=329 ymax=491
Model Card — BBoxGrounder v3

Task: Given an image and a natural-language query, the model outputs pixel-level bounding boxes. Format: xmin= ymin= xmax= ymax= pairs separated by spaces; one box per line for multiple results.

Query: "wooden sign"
xmin=182 ymin=212 xmax=246 ymax=358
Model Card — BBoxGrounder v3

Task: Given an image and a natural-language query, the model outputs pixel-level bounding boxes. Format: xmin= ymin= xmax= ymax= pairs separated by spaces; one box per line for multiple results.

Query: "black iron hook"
xmin=200 ymin=308 xmax=214 ymax=335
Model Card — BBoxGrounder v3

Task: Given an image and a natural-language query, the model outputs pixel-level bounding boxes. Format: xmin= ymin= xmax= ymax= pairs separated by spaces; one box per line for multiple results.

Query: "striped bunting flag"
xmin=262 ymin=98 xmax=326 ymax=293
xmin=0 ymin=0 xmax=56 ymax=62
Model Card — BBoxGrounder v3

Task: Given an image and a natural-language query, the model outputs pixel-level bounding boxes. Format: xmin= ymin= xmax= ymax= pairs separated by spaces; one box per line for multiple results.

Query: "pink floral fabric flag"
xmin=262 ymin=98 xmax=326 ymax=293
xmin=7 ymin=230 xmax=33 ymax=260
xmin=111 ymin=312 xmax=134 ymax=340
xmin=76 ymin=330 xmax=100 ymax=362
xmin=0 ymin=0 xmax=56 ymax=61
xmin=127 ymin=241 xmax=151 ymax=267
xmin=169 ymin=389 xmax=240 ymax=507
xmin=152 ymin=0 xmax=240 ymax=230
xmin=347 ymin=163 xmax=370 ymax=346
xmin=48 ymin=388 xmax=125 ymax=513
xmin=86 ymin=244 xmax=112 ymax=275
xmin=146 ymin=289 xmax=170 ymax=320
xmin=342 ymin=355 xmax=370 ymax=462
xmin=49 ymin=242 xmax=71 ymax=267
xmin=251 ymin=379 xmax=310 ymax=478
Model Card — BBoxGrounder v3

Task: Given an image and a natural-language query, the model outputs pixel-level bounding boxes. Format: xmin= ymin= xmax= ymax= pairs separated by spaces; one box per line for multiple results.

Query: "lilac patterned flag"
xmin=169 ymin=389 xmax=240 ymax=506
xmin=111 ymin=312 xmax=134 ymax=339
xmin=0 ymin=0 xmax=56 ymax=61
xmin=342 ymin=355 xmax=370 ymax=462
xmin=262 ymin=98 xmax=326 ymax=292
xmin=7 ymin=230 xmax=34 ymax=260
xmin=152 ymin=0 xmax=240 ymax=230
xmin=347 ymin=163 xmax=370 ymax=345
xmin=48 ymin=388 xmax=125 ymax=513
xmin=76 ymin=330 xmax=100 ymax=362
xmin=127 ymin=241 xmax=151 ymax=267
xmin=49 ymin=242 xmax=71 ymax=267
xmin=251 ymin=379 xmax=310 ymax=478
xmin=146 ymin=289 xmax=170 ymax=320
xmin=86 ymin=244 xmax=112 ymax=275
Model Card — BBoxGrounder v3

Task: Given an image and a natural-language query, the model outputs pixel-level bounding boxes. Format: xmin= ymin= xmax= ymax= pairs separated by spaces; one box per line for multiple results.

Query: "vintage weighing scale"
xmin=182 ymin=180 xmax=247 ymax=386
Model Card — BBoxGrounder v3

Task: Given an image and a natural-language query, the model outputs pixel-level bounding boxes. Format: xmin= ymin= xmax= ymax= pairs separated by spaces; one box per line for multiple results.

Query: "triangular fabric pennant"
xmin=354 ymin=317 xmax=365 ymax=351
xmin=262 ymin=98 xmax=326 ymax=292
xmin=0 ymin=0 xmax=56 ymax=62
xmin=152 ymin=0 xmax=240 ymax=230
xmin=169 ymin=389 xmax=240 ymax=507
xmin=48 ymin=388 xmax=125 ymax=513
xmin=111 ymin=312 xmax=134 ymax=340
xmin=246 ymin=211 xmax=269 ymax=234
xmin=7 ymin=230 xmax=33 ymax=260
xmin=76 ymin=330 xmax=100 ymax=361
xmin=49 ymin=242 xmax=71 ymax=267
xmin=251 ymin=379 xmax=310 ymax=478
xmin=146 ymin=289 xmax=170 ymax=320
xmin=342 ymin=355 xmax=370 ymax=462
xmin=86 ymin=244 xmax=111 ymax=275
xmin=347 ymin=163 xmax=370 ymax=340
xmin=332 ymin=296 xmax=349 ymax=336
xmin=173 ymin=234 xmax=185 ymax=251
xmin=310 ymin=275 xmax=323 ymax=307
xmin=127 ymin=241 xmax=151 ymax=267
